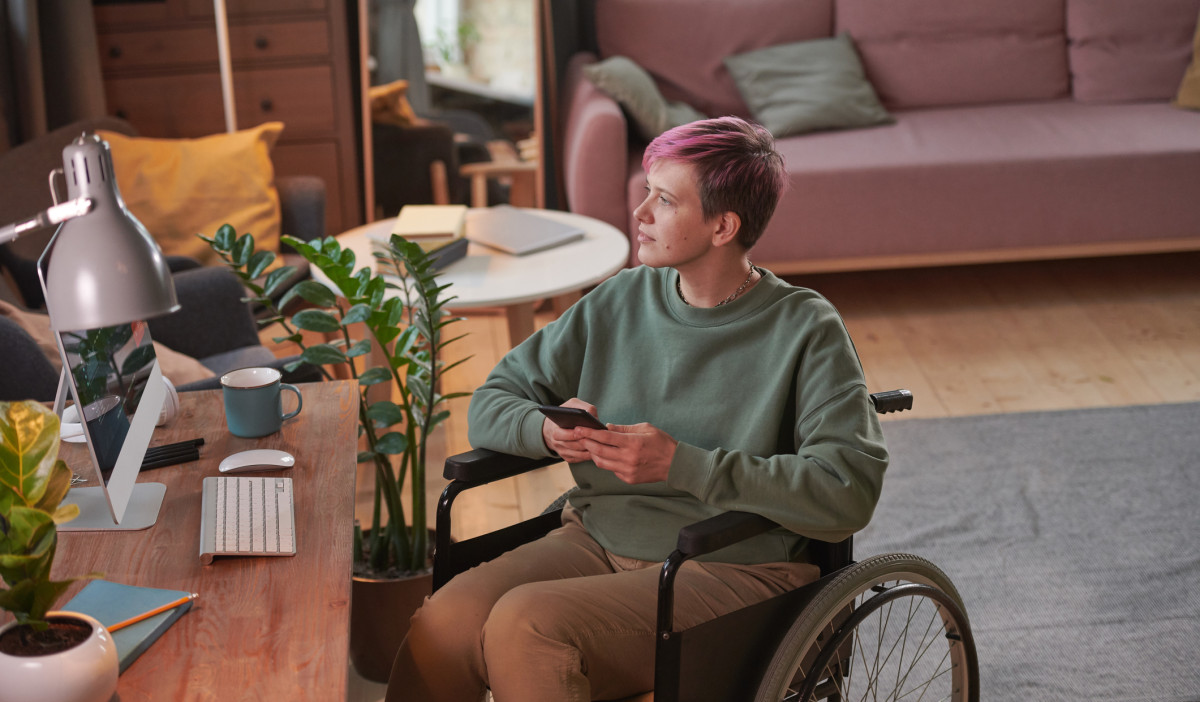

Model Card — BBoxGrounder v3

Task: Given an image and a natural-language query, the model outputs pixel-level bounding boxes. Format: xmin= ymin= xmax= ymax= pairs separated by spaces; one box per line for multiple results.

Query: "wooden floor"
xmin=266 ymin=252 xmax=1200 ymax=543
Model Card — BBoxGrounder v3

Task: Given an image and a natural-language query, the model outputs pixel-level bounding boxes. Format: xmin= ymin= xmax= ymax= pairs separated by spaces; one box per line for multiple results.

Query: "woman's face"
xmin=632 ymin=160 xmax=718 ymax=269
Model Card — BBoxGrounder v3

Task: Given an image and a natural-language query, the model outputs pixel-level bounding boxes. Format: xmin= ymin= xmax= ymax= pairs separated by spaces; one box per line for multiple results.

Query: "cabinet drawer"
xmin=186 ymin=0 xmax=327 ymax=19
xmin=105 ymin=65 xmax=337 ymax=138
xmin=99 ymin=21 xmax=330 ymax=71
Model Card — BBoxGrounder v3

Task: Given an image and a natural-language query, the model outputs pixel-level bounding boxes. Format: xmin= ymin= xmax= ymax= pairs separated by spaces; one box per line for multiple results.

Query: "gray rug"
xmin=855 ymin=402 xmax=1200 ymax=701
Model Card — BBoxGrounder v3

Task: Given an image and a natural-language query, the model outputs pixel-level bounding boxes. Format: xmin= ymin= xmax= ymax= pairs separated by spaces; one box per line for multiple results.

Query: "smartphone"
xmin=537 ymin=405 xmax=607 ymax=430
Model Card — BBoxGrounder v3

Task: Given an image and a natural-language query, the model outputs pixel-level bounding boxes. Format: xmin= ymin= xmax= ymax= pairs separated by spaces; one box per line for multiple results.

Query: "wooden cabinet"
xmin=93 ymin=0 xmax=365 ymax=235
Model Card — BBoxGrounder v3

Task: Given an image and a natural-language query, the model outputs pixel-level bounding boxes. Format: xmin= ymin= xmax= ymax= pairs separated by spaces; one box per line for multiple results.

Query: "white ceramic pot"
xmin=0 ymin=612 xmax=118 ymax=702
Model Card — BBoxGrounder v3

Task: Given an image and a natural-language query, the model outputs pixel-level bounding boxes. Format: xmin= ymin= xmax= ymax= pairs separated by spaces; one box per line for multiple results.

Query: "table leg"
xmin=505 ymin=302 xmax=536 ymax=347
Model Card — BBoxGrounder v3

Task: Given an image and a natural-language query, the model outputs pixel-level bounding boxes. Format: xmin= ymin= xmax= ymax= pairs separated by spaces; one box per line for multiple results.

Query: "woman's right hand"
xmin=541 ymin=398 xmax=599 ymax=463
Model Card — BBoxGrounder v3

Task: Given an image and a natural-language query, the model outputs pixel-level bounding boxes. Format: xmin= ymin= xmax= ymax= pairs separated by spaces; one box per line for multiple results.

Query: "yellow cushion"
xmin=1176 ymin=13 xmax=1200 ymax=110
xmin=97 ymin=123 xmax=284 ymax=268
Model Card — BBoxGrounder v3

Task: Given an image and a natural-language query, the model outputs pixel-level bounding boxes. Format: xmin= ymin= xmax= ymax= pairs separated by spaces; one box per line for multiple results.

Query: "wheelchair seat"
xmin=433 ymin=390 xmax=979 ymax=701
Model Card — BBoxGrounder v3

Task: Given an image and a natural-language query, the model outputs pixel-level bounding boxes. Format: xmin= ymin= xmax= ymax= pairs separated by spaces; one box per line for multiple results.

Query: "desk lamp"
xmin=1 ymin=132 xmax=179 ymax=530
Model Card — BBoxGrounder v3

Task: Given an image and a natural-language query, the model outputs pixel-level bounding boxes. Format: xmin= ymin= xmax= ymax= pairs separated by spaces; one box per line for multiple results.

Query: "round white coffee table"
xmin=330 ymin=209 xmax=629 ymax=346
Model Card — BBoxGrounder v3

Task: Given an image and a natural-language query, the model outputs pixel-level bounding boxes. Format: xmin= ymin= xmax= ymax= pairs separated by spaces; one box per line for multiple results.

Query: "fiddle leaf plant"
xmin=0 ymin=401 xmax=93 ymax=632
xmin=200 ymin=225 xmax=470 ymax=576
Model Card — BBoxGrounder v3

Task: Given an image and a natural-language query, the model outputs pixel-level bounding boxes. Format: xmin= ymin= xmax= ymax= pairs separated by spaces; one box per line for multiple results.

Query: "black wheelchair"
xmin=433 ymin=390 xmax=979 ymax=701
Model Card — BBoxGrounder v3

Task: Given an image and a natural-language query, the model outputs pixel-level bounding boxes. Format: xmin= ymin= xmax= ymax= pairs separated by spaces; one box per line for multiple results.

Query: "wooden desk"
xmin=49 ymin=381 xmax=358 ymax=701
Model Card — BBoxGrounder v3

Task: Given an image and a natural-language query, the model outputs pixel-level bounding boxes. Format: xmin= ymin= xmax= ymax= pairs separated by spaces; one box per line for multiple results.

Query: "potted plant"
xmin=0 ymin=401 xmax=117 ymax=702
xmin=202 ymin=225 xmax=469 ymax=682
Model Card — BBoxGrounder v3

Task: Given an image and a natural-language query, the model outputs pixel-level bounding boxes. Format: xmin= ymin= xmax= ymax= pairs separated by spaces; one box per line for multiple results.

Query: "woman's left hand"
xmin=578 ymin=423 xmax=678 ymax=484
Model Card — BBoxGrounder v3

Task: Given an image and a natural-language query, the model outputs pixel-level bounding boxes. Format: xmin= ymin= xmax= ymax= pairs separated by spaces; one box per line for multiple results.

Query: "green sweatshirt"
xmin=467 ymin=266 xmax=888 ymax=564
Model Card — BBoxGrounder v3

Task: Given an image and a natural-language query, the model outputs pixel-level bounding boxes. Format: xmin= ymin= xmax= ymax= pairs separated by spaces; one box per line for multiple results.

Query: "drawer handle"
xmin=115 ymin=109 xmax=128 ymax=120
xmin=260 ymin=98 xmax=274 ymax=112
xmin=255 ymin=36 xmax=269 ymax=50
xmin=108 ymin=45 xmax=122 ymax=59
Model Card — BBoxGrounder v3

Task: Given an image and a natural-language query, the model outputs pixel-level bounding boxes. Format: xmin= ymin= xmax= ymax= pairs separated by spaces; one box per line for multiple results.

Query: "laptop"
xmin=466 ymin=206 xmax=586 ymax=256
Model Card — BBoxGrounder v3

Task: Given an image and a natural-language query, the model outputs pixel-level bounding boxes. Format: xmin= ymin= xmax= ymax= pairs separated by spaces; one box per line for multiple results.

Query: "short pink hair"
xmin=642 ymin=116 xmax=786 ymax=249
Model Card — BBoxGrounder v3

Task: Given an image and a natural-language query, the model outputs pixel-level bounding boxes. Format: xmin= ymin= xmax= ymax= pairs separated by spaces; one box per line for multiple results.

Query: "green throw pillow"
xmin=725 ymin=33 xmax=893 ymax=137
xmin=584 ymin=56 xmax=706 ymax=141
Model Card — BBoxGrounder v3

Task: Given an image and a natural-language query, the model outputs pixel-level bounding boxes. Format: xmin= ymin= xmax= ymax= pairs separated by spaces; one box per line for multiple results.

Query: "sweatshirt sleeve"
xmin=667 ymin=384 xmax=888 ymax=543
xmin=466 ymin=303 xmax=589 ymax=459
xmin=665 ymin=306 xmax=889 ymax=544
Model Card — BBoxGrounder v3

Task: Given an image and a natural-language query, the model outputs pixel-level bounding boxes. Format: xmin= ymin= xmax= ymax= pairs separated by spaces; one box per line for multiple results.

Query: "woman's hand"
xmin=541 ymin=398 xmax=599 ymax=463
xmin=579 ymin=422 xmax=679 ymax=484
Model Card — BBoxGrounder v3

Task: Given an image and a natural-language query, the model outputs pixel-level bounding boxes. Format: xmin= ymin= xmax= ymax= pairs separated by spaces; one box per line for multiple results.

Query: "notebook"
xmin=63 ymin=579 xmax=194 ymax=672
xmin=466 ymin=206 xmax=586 ymax=255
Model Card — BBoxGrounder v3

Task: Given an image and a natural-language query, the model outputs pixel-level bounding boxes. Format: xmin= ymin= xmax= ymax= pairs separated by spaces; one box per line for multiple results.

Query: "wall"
xmin=463 ymin=0 xmax=534 ymax=98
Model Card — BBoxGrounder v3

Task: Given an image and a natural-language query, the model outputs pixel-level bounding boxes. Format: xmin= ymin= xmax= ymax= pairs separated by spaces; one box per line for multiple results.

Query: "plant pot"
xmin=350 ymin=568 xmax=433 ymax=683
xmin=0 ymin=612 xmax=118 ymax=702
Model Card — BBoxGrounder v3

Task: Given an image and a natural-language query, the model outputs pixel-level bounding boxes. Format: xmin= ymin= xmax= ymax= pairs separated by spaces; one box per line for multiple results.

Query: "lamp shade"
xmin=39 ymin=133 xmax=179 ymax=331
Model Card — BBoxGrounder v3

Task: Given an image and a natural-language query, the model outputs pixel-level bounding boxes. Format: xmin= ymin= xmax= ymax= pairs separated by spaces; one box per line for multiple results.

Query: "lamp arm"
xmin=0 ymin=197 xmax=94 ymax=245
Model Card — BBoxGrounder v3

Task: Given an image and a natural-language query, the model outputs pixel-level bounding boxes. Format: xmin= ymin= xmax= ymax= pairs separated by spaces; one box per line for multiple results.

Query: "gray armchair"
xmin=0 ymin=265 xmax=320 ymax=402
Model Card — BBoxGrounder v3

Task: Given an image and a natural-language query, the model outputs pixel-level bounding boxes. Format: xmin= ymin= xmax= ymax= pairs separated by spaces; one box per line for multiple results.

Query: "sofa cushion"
xmin=1178 ymin=14 xmax=1200 ymax=109
xmin=1067 ymin=0 xmax=1200 ymax=102
xmin=584 ymin=56 xmax=706 ymax=141
xmin=595 ymin=0 xmax=833 ymax=118
xmin=97 ymin=123 xmax=284 ymax=270
xmin=725 ymin=33 xmax=892 ymax=137
xmin=836 ymin=0 xmax=1070 ymax=108
xmin=756 ymin=101 xmax=1200 ymax=263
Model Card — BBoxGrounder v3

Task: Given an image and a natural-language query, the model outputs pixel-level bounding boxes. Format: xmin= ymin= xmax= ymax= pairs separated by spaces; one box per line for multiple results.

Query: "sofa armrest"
xmin=561 ymin=52 xmax=635 ymax=234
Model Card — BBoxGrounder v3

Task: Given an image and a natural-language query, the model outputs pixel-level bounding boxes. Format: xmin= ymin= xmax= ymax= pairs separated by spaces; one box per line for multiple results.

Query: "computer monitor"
xmin=54 ymin=319 xmax=167 ymax=531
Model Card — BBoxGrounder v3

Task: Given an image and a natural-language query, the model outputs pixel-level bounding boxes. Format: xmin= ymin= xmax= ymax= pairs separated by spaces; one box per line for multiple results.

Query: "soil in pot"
xmin=0 ymin=617 xmax=92 ymax=656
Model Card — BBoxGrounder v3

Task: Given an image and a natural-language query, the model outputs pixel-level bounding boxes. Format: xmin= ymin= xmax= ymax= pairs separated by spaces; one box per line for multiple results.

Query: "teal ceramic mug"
xmin=220 ymin=367 xmax=303 ymax=438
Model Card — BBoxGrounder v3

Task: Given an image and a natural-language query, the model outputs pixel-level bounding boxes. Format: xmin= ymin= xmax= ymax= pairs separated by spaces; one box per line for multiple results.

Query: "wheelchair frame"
xmin=432 ymin=389 xmax=978 ymax=701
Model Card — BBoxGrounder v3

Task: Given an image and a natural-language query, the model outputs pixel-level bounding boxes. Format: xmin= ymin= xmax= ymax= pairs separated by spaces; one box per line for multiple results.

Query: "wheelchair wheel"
xmin=754 ymin=553 xmax=978 ymax=702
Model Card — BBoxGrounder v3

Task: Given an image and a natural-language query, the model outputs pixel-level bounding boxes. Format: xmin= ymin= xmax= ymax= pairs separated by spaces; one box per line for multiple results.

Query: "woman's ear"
xmin=712 ymin=211 xmax=742 ymax=247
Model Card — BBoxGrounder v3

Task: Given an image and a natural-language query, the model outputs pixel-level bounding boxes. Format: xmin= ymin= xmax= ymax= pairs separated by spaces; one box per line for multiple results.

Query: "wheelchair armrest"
xmin=443 ymin=448 xmax=560 ymax=487
xmin=675 ymin=511 xmax=779 ymax=559
xmin=870 ymin=389 xmax=912 ymax=413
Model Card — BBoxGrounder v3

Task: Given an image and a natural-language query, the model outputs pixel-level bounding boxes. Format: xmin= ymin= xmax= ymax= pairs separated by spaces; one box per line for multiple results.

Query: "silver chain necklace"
xmin=676 ymin=264 xmax=758 ymax=307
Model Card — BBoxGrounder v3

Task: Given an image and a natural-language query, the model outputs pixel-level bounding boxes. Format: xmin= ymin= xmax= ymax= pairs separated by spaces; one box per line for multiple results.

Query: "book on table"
xmin=370 ymin=205 xmax=469 ymax=272
xmin=388 ymin=204 xmax=467 ymax=248
xmin=62 ymin=579 xmax=195 ymax=673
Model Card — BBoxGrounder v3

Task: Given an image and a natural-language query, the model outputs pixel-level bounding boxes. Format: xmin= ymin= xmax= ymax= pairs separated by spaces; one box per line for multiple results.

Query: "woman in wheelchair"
xmin=387 ymin=117 xmax=890 ymax=701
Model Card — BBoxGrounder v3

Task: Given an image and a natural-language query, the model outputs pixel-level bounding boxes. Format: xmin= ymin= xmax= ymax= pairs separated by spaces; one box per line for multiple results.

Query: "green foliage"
xmin=200 ymin=225 xmax=470 ymax=576
xmin=0 ymin=401 xmax=92 ymax=629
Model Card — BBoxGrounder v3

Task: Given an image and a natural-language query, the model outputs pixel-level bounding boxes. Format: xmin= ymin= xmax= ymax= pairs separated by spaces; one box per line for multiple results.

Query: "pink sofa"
xmin=551 ymin=0 xmax=1200 ymax=272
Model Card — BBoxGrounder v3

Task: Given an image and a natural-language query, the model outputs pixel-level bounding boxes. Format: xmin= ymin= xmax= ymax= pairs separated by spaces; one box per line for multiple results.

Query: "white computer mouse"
xmin=218 ymin=449 xmax=296 ymax=474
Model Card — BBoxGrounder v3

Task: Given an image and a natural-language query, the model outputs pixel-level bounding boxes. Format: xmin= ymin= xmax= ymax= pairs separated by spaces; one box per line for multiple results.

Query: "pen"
xmin=107 ymin=593 xmax=198 ymax=633
xmin=141 ymin=449 xmax=200 ymax=471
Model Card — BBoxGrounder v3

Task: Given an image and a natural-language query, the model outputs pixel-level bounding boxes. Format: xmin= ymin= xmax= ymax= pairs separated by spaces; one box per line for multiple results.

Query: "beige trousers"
xmin=386 ymin=508 xmax=818 ymax=702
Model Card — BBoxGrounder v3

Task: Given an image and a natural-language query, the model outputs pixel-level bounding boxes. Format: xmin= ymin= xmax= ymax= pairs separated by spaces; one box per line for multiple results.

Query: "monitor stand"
xmin=58 ymin=483 xmax=167 ymax=531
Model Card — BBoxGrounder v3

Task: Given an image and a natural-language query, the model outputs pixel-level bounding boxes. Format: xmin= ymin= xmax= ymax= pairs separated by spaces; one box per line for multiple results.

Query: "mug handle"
xmin=280 ymin=383 xmax=303 ymax=421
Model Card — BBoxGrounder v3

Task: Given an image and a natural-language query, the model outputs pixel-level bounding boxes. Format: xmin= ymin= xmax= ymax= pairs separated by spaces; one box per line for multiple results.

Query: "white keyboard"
xmin=199 ymin=476 xmax=296 ymax=565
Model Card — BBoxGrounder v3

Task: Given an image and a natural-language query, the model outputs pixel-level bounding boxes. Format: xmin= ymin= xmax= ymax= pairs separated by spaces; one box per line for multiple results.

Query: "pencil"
xmin=107 ymin=593 xmax=198 ymax=633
